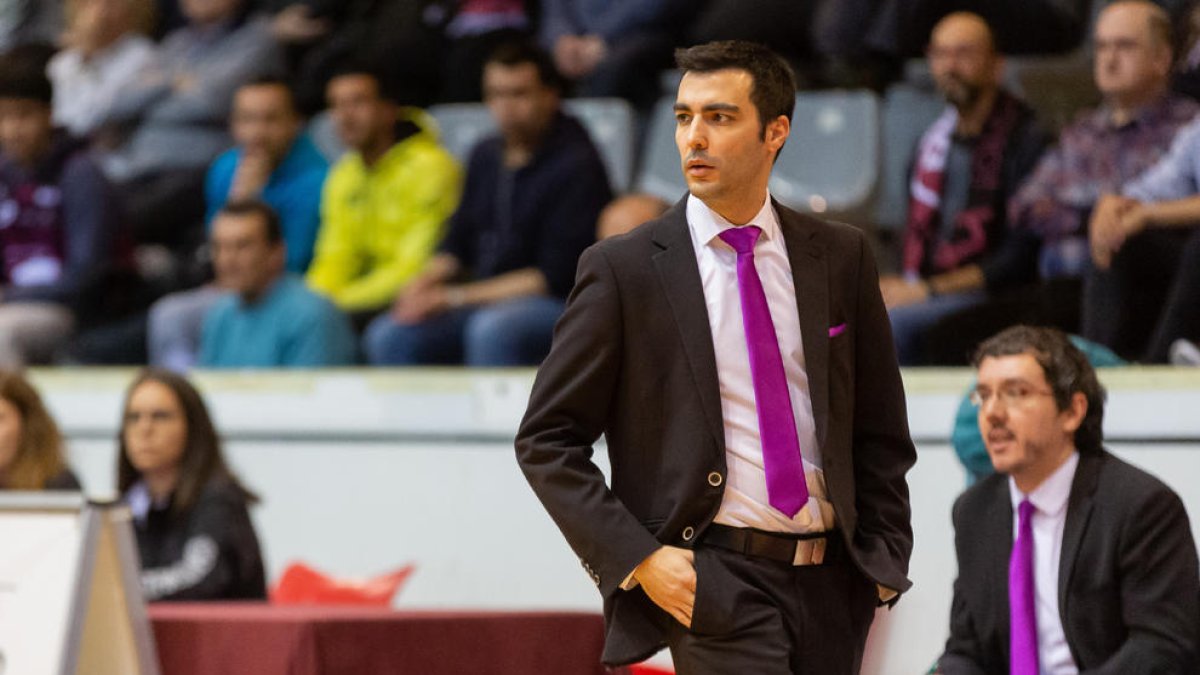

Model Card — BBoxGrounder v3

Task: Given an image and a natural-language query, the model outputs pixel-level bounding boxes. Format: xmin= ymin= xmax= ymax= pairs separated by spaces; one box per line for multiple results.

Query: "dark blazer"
xmin=516 ymin=197 xmax=917 ymax=666
xmin=939 ymin=450 xmax=1200 ymax=675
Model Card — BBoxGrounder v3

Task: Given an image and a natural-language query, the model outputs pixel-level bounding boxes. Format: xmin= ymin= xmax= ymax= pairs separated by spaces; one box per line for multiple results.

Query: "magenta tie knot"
xmin=718 ymin=225 xmax=761 ymax=255
xmin=716 ymin=223 xmax=809 ymax=518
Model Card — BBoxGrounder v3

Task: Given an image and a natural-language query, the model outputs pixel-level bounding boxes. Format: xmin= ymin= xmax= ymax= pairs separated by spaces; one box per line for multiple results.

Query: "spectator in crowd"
xmin=118 ymin=369 xmax=266 ymax=601
xmin=1172 ymin=0 xmax=1200 ymax=101
xmin=48 ymin=0 xmax=156 ymax=138
xmin=686 ymin=1 xmax=818 ymax=82
xmin=364 ymin=42 xmax=610 ymax=366
xmin=891 ymin=0 xmax=1092 ymax=57
xmin=99 ymin=0 xmax=282 ymax=260
xmin=0 ymin=370 xmax=81 ymax=491
xmin=0 ymin=0 xmax=64 ymax=51
xmin=0 ymin=48 xmax=123 ymax=366
xmin=1085 ymin=116 xmax=1200 ymax=362
xmin=878 ymin=12 xmax=1049 ymax=365
xmin=305 ymin=63 xmax=461 ymax=323
xmin=437 ymin=0 xmax=531 ymax=103
xmin=147 ymin=77 xmax=328 ymax=370
xmin=595 ymin=193 xmax=668 ymax=240
xmin=937 ymin=325 xmax=1199 ymax=674
xmin=1011 ymin=1 xmax=1194 ymax=283
xmin=199 ymin=200 xmax=355 ymax=368
xmin=926 ymin=0 xmax=1199 ymax=361
xmin=262 ymin=0 xmax=443 ymax=114
xmin=539 ymin=0 xmax=684 ymax=109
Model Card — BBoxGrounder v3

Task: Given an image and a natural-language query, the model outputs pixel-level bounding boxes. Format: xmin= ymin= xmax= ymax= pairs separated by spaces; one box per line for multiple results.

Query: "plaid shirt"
xmin=1008 ymin=94 xmax=1199 ymax=278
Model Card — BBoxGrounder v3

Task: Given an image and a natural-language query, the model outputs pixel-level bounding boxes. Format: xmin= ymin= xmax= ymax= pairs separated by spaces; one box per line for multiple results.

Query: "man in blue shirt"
xmin=1087 ymin=115 xmax=1200 ymax=362
xmin=149 ymin=77 xmax=329 ymax=370
xmin=199 ymin=200 xmax=355 ymax=368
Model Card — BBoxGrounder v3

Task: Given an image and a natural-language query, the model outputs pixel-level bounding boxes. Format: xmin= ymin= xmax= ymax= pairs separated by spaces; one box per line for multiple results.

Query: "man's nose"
xmin=683 ymin=119 xmax=707 ymax=149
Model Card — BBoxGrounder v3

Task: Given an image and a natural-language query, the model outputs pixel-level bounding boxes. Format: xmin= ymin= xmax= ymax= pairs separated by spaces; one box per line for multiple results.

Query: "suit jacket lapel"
xmin=777 ymin=204 xmax=830 ymax=448
xmin=1058 ymin=451 xmax=1100 ymax=620
xmin=651 ymin=201 xmax=725 ymax=453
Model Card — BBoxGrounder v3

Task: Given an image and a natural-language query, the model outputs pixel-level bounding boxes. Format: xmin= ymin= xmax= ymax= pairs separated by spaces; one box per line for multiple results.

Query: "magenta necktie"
xmin=1010 ymin=499 xmax=1039 ymax=675
xmin=718 ymin=226 xmax=809 ymax=517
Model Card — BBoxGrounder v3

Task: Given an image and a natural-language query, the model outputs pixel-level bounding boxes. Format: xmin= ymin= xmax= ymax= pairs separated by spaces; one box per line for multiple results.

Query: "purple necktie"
xmin=1010 ymin=499 xmax=1039 ymax=675
xmin=718 ymin=226 xmax=809 ymax=517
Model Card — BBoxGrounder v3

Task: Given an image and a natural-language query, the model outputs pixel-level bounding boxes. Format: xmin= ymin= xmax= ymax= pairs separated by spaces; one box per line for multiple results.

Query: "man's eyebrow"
xmin=673 ymin=102 xmax=741 ymax=113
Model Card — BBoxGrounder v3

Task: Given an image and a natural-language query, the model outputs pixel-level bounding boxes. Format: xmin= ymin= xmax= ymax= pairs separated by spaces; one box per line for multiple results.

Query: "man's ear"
xmin=766 ymin=115 xmax=789 ymax=155
xmin=1061 ymin=391 xmax=1088 ymax=435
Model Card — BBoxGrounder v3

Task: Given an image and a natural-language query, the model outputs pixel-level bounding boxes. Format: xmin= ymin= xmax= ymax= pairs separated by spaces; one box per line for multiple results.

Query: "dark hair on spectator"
xmin=972 ymin=326 xmax=1105 ymax=454
xmin=117 ymin=369 xmax=258 ymax=517
xmin=0 ymin=370 xmax=69 ymax=490
xmin=328 ymin=58 xmax=403 ymax=104
xmin=674 ymin=40 xmax=797 ymax=138
xmin=485 ymin=40 xmax=564 ymax=93
xmin=0 ymin=44 xmax=55 ymax=104
xmin=238 ymin=76 xmax=299 ymax=114
xmin=218 ymin=199 xmax=283 ymax=246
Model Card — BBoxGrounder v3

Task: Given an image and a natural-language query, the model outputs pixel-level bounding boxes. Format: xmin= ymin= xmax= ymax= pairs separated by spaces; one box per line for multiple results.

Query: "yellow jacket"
xmin=307 ymin=109 xmax=461 ymax=312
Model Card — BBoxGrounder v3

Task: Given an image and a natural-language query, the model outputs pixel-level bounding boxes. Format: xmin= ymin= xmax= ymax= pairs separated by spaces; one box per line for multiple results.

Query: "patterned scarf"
xmin=903 ymin=91 xmax=1026 ymax=277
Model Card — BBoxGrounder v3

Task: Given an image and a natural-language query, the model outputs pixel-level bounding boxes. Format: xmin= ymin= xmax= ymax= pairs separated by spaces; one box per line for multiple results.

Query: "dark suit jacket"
xmin=515 ymin=197 xmax=917 ymax=666
xmin=939 ymin=450 xmax=1200 ymax=675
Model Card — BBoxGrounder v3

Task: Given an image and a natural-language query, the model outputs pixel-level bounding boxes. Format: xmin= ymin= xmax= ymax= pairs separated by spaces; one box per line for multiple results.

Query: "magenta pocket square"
xmin=828 ymin=323 xmax=847 ymax=338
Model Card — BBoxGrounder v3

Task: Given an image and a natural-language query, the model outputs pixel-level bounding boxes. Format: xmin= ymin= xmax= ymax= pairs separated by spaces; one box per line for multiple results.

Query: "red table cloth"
xmin=148 ymin=603 xmax=608 ymax=675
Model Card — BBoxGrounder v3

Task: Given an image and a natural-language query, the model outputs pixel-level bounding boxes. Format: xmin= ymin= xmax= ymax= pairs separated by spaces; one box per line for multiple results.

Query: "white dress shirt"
xmin=1009 ymin=451 xmax=1081 ymax=675
xmin=48 ymin=34 xmax=155 ymax=137
xmin=685 ymin=193 xmax=834 ymax=534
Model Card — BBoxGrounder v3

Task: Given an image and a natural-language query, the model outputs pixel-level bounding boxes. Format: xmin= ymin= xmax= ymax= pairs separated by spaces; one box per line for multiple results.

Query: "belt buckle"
xmin=792 ymin=538 xmax=826 ymax=566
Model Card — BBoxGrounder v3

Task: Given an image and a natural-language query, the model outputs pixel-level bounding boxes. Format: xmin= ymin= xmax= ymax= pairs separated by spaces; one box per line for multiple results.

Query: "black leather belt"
xmin=702 ymin=523 xmax=844 ymax=566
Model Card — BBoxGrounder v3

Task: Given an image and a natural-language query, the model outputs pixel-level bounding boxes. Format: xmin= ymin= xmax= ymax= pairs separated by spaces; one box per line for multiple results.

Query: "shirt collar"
xmin=126 ymin=479 xmax=172 ymax=524
xmin=1096 ymin=92 xmax=1175 ymax=131
xmin=1009 ymin=450 xmax=1079 ymax=519
xmin=235 ymin=274 xmax=290 ymax=310
xmin=686 ymin=191 xmax=780 ymax=249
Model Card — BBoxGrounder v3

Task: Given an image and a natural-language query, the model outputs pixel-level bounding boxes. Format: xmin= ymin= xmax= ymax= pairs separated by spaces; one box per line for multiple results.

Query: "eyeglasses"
xmin=969 ymin=384 xmax=1055 ymax=408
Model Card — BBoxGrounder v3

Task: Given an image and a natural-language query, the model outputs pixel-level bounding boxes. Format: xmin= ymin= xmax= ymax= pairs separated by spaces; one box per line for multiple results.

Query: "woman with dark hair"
xmin=118 ymin=368 xmax=266 ymax=601
xmin=0 ymin=370 xmax=81 ymax=491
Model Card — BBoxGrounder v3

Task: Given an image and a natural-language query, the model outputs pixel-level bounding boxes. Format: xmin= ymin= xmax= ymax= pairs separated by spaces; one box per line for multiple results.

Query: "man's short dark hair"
xmin=238 ymin=76 xmax=299 ymax=114
xmin=218 ymin=199 xmax=283 ymax=246
xmin=327 ymin=59 xmax=400 ymax=104
xmin=973 ymin=325 xmax=1106 ymax=454
xmin=0 ymin=45 xmax=54 ymax=105
xmin=674 ymin=40 xmax=797 ymax=138
xmin=485 ymin=41 xmax=564 ymax=92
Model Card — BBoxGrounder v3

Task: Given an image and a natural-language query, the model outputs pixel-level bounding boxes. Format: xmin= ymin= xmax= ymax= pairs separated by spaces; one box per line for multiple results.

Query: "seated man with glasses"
xmin=936 ymin=325 xmax=1199 ymax=675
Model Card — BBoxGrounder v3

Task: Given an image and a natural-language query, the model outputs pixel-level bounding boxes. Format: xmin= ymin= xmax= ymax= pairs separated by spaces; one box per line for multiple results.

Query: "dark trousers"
xmin=664 ymin=545 xmax=877 ymax=675
xmin=1082 ymin=228 xmax=1200 ymax=363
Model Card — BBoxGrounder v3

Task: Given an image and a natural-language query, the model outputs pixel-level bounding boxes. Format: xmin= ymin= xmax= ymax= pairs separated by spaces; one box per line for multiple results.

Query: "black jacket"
xmin=939 ymin=450 xmax=1200 ymax=674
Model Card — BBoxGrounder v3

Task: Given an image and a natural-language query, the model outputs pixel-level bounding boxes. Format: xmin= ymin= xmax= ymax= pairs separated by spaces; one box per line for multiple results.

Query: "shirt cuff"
xmin=620 ymin=568 xmax=640 ymax=591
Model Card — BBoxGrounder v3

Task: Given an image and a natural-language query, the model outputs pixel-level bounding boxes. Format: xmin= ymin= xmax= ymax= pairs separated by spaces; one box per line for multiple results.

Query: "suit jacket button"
xmin=682 ymin=526 xmax=695 ymax=541
xmin=707 ymin=471 xmax=723 ymax=487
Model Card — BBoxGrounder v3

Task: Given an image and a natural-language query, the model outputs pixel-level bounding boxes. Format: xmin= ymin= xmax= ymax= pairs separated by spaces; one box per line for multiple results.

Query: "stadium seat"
xmin=637 ymin=90 xmax=882 ymax=217
xmin=634 ymin=94 xmax=688 ymax=204
xmin=307 ymin=110 xmax=346 ymax=163
xmin=427 ymin=98 xmax=637 ymax=193
xmin=874 ymin=83 xmax=945 ymax=232
xmin=771 ymin=89 xmax=880 ymax=217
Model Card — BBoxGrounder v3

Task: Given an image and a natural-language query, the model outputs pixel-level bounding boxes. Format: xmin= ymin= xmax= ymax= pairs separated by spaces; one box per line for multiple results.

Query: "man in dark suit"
xmin=937 ymin=325 xmax=1199 ymax=674
xmin=516 ymin=41 xmax=916 ymax=674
